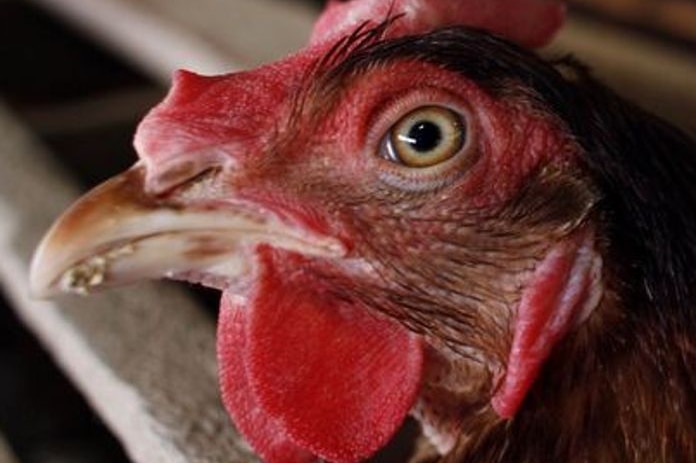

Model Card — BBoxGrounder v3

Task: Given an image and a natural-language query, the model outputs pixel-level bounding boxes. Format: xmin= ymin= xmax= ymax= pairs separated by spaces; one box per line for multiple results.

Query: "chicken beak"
xmin=29 ymin=165 xmax=345 ymax=298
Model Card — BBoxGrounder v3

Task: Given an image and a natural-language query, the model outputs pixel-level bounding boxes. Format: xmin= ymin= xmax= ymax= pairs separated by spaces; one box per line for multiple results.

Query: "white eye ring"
xmin=368 ymin=99 xmax=477 ymax=192
xmin=381 ymin=105 xmax=466 ymax=168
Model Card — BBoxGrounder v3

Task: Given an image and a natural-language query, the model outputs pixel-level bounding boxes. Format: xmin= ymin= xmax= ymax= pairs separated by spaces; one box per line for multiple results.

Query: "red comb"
xmin=311 ymin=0 xmax=565 ymax=48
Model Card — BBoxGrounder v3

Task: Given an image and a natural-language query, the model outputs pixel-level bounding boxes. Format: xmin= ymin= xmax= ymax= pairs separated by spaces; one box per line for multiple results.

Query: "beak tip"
xmin=28 ymin=251 xmax=56 ymax=300
xmin=29 ymin=248 xmax=106 ymax=299
xmin=28 ymin=234 xmax=75 ymax=299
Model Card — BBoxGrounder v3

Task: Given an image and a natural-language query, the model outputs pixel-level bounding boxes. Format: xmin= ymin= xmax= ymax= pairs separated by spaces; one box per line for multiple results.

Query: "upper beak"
xmin=29 ymin=164 xmax=345 ymax=298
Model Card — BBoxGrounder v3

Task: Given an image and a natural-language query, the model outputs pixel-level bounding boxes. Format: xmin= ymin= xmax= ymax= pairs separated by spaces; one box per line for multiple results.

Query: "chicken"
xmin=29 ymin=0 xmax=696 ymax=462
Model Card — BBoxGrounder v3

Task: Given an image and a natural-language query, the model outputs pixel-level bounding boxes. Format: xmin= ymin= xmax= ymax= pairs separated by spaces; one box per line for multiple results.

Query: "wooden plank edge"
xmin=569 ymin=0 xmax=696 ymax=43
xmin=548 ymin=15 xmax=696 ymax=130
xmin=27 ymin=0 xmax=238 ymax=83
xmin=552 ymin=15 xmax=696 ymax=97
xmin=20 ymin=87 xmax=164 ymax=135
xmin=0 ymin=433 xmax=19 ymax=463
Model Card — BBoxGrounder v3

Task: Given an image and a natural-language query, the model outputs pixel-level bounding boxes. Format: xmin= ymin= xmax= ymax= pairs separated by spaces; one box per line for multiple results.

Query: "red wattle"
xmin=246 ymin=250 xmax=425 ymax=463
xmin=218 ymin=293 xmax=317 ymax=463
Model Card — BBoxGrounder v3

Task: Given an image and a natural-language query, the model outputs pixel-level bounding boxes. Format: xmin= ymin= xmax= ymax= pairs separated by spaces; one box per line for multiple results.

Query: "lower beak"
xmin=29 ymin=165 xmax=344 ymax=298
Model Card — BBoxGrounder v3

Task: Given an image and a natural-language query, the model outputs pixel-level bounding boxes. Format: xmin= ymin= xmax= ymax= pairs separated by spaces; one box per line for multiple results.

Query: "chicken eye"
xmin=383 ymin=106 xmax=466 ymax=168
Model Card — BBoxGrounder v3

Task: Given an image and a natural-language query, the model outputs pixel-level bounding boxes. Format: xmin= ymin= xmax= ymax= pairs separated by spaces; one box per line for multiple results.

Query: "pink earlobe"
xmin=492 ymin=229 xmax=602 ymax=418
xmin=310 ymin=0 xmax=566 ymax=48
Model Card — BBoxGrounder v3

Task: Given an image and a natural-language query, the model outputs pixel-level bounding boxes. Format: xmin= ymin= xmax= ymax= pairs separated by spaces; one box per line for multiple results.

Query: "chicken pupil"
xmin=405 ymin=120 xmax=442 ymax=153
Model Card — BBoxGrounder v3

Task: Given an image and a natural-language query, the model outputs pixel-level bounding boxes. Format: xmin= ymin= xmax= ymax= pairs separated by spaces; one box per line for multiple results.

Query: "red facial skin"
xmin=137 ymin=59 xmax=574 ymax=210
xmin=135 ymin=55 xmax=590 ymax=461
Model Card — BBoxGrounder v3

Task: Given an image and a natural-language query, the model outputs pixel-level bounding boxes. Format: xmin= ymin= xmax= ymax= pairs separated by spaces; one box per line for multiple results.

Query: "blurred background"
xmin=0 ymin=1 xmax=694 ymax=462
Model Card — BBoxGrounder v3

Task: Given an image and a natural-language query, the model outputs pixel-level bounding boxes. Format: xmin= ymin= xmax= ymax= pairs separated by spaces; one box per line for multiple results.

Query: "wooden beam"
xmin=0 ymin=102 xmax=259 ymax=463
xmin=549 ymin=15 xmax=696 ymax=131
xmin=569 ymin=0 xmax=696 ymax=43
xmin=28 ymin=0 xmax=316 ymax=83
xmin=20 ymin=87 xmax=164 ymax=135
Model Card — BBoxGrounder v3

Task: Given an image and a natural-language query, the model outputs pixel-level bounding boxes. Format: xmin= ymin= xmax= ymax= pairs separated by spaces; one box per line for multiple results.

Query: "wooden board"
xmin=570 ymin=0 xmax=696 ymax=43
xmin=0 ymin=102 xmax=259 ymax=463
xmin=28 ymin=0 xmax=316 ymax=82
xmin=549 ymin=15 xmax=696 ymax=132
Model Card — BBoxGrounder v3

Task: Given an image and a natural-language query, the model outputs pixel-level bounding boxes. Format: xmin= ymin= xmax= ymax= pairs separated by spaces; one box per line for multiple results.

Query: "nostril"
xmin=150 ymin=160 xmax=198 ymax=192
xmin=144 ymin=156 xmax=225 ymax=196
